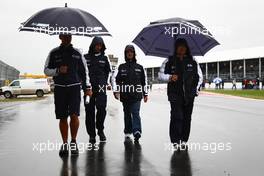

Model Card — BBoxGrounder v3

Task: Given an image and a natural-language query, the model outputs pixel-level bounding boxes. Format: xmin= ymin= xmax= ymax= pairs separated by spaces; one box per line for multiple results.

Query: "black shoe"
xmin=59 ymin=143 xmax=69 ymax=157
xmin=173 ymin=142 xmax=187 ymax=152
xmin=98 ymin=131 xmax=107 ymax=142
xmin=89 ymin=137 xmax=96 ymax=144
xmin=134 ymin=132 xmax=141 ymax=142
xmin=70 ymin=141 xmax=79 ymax=155
xmin=172 ymin=143 xmax=181 ymax=152
xmin=180 ymin=142 xmax=188 ymax=151
xmin=124 ymin=135 xmax=132 ymax=143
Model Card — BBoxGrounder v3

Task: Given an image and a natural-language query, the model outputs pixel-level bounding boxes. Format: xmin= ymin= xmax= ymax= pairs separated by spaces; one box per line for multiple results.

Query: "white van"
xmin=0 ymin=79 xmax=51 ymax=98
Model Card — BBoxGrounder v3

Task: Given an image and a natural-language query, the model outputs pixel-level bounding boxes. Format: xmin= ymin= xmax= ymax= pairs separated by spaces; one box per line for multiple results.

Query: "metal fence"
xmin=0 ymin=60 xmax=20 ymax=86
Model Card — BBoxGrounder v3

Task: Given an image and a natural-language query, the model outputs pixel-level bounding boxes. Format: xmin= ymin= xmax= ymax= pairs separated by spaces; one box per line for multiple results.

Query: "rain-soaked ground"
xmin=0 ymin=90 xmax=264 ymax=176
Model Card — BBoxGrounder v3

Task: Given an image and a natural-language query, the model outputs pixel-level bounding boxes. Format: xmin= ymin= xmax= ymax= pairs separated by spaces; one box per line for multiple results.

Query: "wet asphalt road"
xmin=0 ymin=91 xmax=264 ymax=176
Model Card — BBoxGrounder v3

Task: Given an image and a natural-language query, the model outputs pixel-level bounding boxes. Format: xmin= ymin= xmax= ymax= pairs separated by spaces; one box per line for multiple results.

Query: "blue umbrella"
xmin=19 ymin=3 xmax=111 ymax=37
xmin=133 ymin=17 xmax=219 ymax=57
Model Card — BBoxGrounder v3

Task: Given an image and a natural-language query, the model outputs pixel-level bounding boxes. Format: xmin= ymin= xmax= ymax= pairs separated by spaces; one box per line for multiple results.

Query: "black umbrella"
xmin=133 ymin=17 xmax=219 ymax=57
xmin=19 ymin=3 xmax=111 ymax=37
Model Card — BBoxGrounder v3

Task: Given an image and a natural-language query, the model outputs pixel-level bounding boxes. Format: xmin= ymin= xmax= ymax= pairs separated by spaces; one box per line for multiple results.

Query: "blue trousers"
xmin=122 ymin=101 xmax=142 ymax=136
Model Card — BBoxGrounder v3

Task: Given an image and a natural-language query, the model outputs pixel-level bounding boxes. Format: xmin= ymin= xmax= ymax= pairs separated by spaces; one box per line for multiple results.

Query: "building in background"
xmin=141 ymin=46 xmax=264 ymax=84
xmin=108 ymin=54 xmax=118 ymax=72
xmin=139 ymin=57 xmax=165 ymax=83
xmin=198 ymin=46 xmax=264 ymax=82
xmin=0 ymin=60 xmax=20 ymax=86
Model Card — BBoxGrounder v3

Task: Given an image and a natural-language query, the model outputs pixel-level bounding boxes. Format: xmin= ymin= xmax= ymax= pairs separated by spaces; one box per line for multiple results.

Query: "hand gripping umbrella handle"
xmin=85 ymin=95 xmax=90 ymax=105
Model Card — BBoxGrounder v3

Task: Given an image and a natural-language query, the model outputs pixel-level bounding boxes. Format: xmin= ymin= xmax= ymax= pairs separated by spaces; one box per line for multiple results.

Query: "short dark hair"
xmin=174 ymin=38 xmax=191 ymax=56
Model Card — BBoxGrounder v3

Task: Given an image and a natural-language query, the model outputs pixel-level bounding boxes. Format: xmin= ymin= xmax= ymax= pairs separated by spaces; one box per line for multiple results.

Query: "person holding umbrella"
xmin=112 ymin=45 xmax=148 ymax=143
xmin=158 ymin=38 xmax=203 ymax=149
xmin=20 ymin=3 xmax=111 ymax=157
xmin=133 ymin=17 xmax=218 ymax=150
xmin=213 ymin=77 xmax=222 ymax=89
xmin=83 ymin=37 xmax=111 ymax=144
xmin=44 ymin=34 xmax=92 ymax=156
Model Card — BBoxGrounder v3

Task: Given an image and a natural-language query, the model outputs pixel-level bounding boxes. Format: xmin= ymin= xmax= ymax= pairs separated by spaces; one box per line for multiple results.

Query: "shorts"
xmin=54 ymin=85 xmax=81 ymax=119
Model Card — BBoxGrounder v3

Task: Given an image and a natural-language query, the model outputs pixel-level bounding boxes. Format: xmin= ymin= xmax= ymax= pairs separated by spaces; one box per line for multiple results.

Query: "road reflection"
xmin=60 ymin=155 xmax=79 ymax=176
xmin=123 ymin=141 xmax=142 ymax=176
xmin=85 ymin=142 xmax=107 ymax=175
xmin=170 ymin=150 xmax=192 ymax=176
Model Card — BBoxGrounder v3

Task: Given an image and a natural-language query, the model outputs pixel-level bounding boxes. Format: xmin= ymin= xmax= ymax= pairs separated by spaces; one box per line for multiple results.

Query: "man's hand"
xmin=85 ymin=89 xmax=93 ymax=97
xmin=59 ymin=65 xmax=68 ymax=74
xmin=170 ymin=75 xmax=178 ymax=82
xmin=113 ymin=92 xmax=120 ymax=100
xmin=144 ymin=96 xmax=148 ymax=103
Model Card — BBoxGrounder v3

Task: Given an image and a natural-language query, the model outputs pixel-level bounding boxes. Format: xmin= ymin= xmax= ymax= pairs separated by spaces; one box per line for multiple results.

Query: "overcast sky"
xmin=0 ymin=0 xmax=263 ymax=74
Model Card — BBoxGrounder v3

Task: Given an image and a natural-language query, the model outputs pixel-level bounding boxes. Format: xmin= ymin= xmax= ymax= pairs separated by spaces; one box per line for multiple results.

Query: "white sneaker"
xmin=124 ymin=134 xmax=132 ymax=142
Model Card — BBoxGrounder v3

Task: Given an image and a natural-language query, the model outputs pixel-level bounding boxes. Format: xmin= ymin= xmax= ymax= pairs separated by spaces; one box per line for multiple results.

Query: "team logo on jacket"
xmin=120 ymin=69 xmax=127 ymax=72
xmin=99 ymin=60 xmax=106 ymax=63
xmin=54 ymin=55 xmax=62 ymax=59
xmin=187 ymin=64 xmax=193 ymax=71
xmin=135 ymin=69 xmax=141 ymax=72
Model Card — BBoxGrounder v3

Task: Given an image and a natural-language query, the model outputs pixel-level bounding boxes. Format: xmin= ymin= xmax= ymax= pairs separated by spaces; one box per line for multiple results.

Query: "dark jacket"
xmin=164 ymin=56 xmax=200 ymax=103
xmin=114 ymin=60 xmax=148 ymax=103
xmin=84 ymin=37 xmax=111 ymax=93
xmin=44 ymin=44 xmax=90 ymax=89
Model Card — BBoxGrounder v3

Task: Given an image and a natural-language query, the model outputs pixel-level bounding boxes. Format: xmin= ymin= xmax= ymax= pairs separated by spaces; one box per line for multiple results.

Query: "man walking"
xmin=158 ymin=39 xmax=203 ymax=150
xmin=44 ymin=34 xmax=92 ymax=156
xmin=84 ymin=37 xmax=111 ymax=143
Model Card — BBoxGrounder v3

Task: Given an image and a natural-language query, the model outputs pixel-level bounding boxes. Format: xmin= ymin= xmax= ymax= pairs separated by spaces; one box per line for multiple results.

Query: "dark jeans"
xmin=84 ymin=92 xmax=107 ymax=137
xmin=169 ymin=97 xmax=194 ymax=144
xmin=122 ymin=101 xmax=142 ymax=136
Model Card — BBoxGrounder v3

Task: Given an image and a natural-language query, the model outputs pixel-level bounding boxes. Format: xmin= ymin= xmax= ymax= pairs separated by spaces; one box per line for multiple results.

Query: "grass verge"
xmin=203 ymin=89 xmax=264 ymax=100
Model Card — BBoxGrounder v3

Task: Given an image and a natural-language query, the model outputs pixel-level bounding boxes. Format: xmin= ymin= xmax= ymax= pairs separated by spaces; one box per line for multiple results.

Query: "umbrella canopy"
xmin=213 ymin=77 xmax=222 ymax=84
xmin=19 ymin=3 xmax=111 ymax=37
xmin=133 ymin=17 xmax=219 ymax=57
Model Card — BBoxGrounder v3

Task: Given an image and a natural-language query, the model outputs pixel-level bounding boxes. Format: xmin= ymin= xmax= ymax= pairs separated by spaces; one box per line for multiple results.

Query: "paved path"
xmin=0 ymin=91 xmax=264 ymax=176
